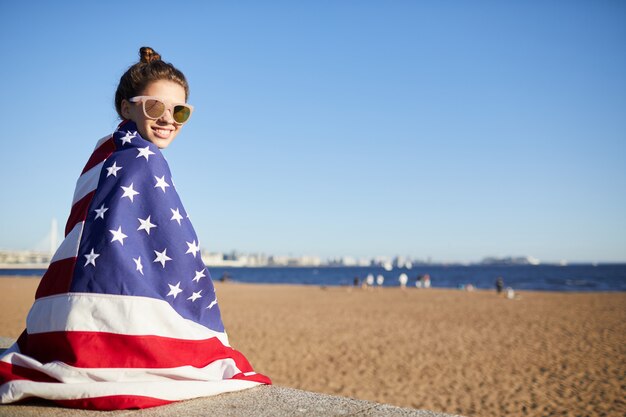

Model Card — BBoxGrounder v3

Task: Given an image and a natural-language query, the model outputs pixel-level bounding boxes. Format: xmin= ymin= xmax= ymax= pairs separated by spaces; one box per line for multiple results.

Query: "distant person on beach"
xmin=0 ymin=47 xmax=269 ymax=409
xmin=353 ymin=275 xmax=360 ymax=287
xmin=496 ymin=277 xmax=504 ymax=294
xmin=399 ymin=273 xmax=408 ymax=289
xmin=416 ymin=274 xmax=431 ymax=288
xmin=376 ymin=274 xmax=384 ymax=288
xmin=506 ymin=287 xmax=516 ymax=299
xmin=366 ymin=273 xmax=375 ymax=288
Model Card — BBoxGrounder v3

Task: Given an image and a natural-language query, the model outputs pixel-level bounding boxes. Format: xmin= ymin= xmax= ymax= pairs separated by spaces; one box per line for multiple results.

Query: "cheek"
xmin=134 ymin=120 xmax=153 ymax=139
xmin=128 ymin=111 xmax=151 ymax=133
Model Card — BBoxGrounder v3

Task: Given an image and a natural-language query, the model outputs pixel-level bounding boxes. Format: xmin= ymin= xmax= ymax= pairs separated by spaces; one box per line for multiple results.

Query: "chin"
xmin=139 ymin=127 xmax=178 ymax=149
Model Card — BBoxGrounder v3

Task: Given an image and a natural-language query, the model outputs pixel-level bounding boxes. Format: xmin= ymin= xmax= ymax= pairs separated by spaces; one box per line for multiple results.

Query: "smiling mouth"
xmin=153 ymin=128 xmax=172 ymax=139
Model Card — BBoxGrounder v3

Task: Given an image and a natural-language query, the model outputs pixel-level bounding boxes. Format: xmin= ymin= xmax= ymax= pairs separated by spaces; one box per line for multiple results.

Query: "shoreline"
xmin=2 ymin=262 xmax=625 ymax=268
xmin=0 ymin=275 xmax=624 ymax=295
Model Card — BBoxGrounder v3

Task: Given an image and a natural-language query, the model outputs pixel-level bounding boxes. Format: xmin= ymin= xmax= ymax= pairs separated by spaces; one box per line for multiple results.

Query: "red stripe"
xmin=16 ymin=329 xmax=27 ymax=352
xmin=34 ymin=258 xmax=77 ymax=299
xmin=232 ymin=372 xmax=272 ymax=385
xmin=0 ymin=361 xmax=59 ymax=384
xmin=0 ymin=376 xmax=173 ymax=410
xmin=55 ymin=395 xmax=173 ymax=410
xmin=80 ymin=137 xmax=115 ymax=175
xmin=64 ymin=190 xmax=94 ymax=236
xmin=21 ymin=332 xmax=262 ymax=373
xmin=64 ymin=138 xmax=114 ymax=235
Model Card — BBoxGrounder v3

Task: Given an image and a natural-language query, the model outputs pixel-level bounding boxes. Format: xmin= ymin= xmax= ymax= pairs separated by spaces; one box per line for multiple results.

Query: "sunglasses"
xmin=129 ymin=96 xmax=194 ymax=124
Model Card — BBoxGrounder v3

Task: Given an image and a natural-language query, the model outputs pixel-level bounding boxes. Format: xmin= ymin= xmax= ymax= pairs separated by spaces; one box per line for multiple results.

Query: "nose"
xmin=159 ymin=108 xmax=175 ymax=123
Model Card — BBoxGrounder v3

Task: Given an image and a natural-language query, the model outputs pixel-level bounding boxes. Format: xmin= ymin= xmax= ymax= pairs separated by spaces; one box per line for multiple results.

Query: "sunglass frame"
xmin=129 ymin=96 xmax=194 ymax=124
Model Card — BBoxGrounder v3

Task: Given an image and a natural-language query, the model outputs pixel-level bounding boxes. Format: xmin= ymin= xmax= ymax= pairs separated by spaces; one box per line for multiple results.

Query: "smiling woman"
xmin=0 ymin=47 xmax=270 ymax=410
xmin=123 ymin=80 xmax=189 ymax=148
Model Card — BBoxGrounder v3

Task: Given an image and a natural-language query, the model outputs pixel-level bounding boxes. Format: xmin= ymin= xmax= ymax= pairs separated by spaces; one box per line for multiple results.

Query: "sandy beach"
xmin=0 ymin=277 xmax=624 ymax=417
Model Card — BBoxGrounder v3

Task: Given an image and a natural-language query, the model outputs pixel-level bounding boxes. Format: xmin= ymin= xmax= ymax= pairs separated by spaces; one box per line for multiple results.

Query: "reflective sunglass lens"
xmin=173 ymin=106 xmax=191 ymax=123
xmin=144 ymin=99 xmax=166 ymax=119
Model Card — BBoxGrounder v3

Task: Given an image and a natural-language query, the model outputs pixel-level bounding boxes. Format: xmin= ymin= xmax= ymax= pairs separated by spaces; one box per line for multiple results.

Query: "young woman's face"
xmin=121 ymin=79 xmax=187 ymax=149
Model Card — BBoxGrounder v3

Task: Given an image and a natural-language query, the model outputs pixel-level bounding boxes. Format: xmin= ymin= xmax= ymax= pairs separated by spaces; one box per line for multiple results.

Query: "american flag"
xmin=0 ymin=121 xmax=270 ymax=410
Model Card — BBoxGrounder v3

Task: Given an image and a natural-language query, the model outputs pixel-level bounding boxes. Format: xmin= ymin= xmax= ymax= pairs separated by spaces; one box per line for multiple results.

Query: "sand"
xmin=0 ymin=277 xmax=624 ymax=417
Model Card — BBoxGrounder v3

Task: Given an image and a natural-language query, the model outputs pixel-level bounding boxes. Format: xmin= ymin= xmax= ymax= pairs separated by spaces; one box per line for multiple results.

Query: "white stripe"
xmin=0 ymin=377 xmax=259 ymax=404
xmin=72 ymin=160 xmax=105 ymax=205
xmin=27 ymin=293 xmax=230 ymax=346
xmin=1 ymin=351 xmax=243 ymax=383
xmin=94 ymin=134 xmax=112 ymax=150
xmin=49 ymin=222 xmax=84 ymax=263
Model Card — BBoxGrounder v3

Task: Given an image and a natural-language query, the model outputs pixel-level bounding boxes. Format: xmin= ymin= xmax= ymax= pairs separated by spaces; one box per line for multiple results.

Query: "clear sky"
xmin=0 ymin=1 xmax=624 ymax=263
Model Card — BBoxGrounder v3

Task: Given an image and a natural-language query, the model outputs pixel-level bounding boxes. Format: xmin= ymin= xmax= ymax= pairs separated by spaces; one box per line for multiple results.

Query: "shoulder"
xmin=109 ymin=124 xmax=170 ymax=177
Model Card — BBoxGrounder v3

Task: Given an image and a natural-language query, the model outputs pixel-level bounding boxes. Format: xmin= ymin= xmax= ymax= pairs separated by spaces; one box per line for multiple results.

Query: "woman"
xmin=0 ymin=47 xmax=270 ymax=410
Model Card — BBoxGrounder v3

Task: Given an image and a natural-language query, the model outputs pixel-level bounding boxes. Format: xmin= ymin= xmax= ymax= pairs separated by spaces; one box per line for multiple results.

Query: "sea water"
xmin=5 ymin=264 xmax=625 ymax=292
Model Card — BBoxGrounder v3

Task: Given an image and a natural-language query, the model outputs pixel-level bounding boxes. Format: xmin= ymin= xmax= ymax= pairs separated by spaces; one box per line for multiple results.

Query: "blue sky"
xmin=0 ymin=1 xmax=624 ymax=263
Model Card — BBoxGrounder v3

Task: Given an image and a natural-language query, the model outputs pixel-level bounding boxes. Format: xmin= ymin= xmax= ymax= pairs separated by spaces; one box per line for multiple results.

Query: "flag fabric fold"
xmin=0 ymin=121 xmax=270 ymax=410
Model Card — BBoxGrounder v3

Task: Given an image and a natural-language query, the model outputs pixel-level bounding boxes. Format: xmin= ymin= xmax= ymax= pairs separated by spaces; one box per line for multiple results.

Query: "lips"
xmin=153 ymin=127 xmax=173 ymax=139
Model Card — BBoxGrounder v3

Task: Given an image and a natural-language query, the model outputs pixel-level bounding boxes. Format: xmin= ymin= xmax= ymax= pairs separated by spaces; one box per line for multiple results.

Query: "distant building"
xmin=480 ymin=256 xmax=540 ymax=266
xmin=0 ymin=250 xmax=50 ymax=268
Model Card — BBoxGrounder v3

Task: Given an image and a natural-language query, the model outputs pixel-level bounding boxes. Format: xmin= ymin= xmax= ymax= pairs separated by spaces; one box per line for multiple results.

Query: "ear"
xmin=121 ymin=99 xmax=132 ymax=119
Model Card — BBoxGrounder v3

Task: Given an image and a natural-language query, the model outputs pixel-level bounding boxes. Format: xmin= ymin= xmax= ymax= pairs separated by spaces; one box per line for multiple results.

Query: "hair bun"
xmin=139 ymin=46 xmax=161 ymax=64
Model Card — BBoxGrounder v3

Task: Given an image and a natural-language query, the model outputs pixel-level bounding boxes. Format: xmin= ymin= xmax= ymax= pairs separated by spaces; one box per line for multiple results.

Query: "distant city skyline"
xmin=0 ymin=247 xmax=591 ymax=270
xmin=1 ymin=2 xmax=625 ymax=264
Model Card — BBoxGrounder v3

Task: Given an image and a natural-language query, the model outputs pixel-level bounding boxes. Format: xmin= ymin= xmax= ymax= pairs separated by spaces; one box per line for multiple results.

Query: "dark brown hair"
xmin=114 ymin=47 xmax=190 ymax=119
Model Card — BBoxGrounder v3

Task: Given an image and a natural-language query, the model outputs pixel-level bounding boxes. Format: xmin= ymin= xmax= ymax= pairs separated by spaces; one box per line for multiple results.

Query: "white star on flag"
xmin=192 ymin=268 xmax=206 ymax=283
xmin=120 ymin=131 xmax=136 ymax=145
xmin=187 ymin=290 xmax=203 ymax=302
xmin=137 ymin=146 xmax=155 ymax=161
xmin=109 ymin=226 xmax=128 ymax=245
xmin=137 ymin=215 xmax=157 ymax=235
xmin=106 ymin=161 xmax=122 ymax=177
xmin=94 ymin=204 xmax=108 ymax=220
xmin=84 ymin=248 xmax=100 ymax=267
xmin=154 ymin=176 xmax=170 ymax=193
xmin=167 ymin=282 xmax=183 ymax=299
xmin=207 ymin=299 xmax=218 ymax=309
xmin=133 ymin=256 xmax=144 ymax=275
xmin=153 ymin=248 xmax=172 ymax=268
xmin=170 ymin=208 xmax=183 ymax=225
xmin=121 ymin=183 xmax=140 ymax=202
xmin=186 ymin=240 xmax=200 ymax=258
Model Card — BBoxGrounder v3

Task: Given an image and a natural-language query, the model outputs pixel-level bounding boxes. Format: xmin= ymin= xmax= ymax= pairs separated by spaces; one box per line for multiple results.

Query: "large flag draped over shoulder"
xmin=0 ymin=121 xmax=270 ymax=410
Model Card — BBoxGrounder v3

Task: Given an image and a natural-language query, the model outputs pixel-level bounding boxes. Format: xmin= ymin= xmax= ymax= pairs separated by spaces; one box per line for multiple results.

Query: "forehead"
xmin=141 ymin=80 xmax=186 ymax=102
